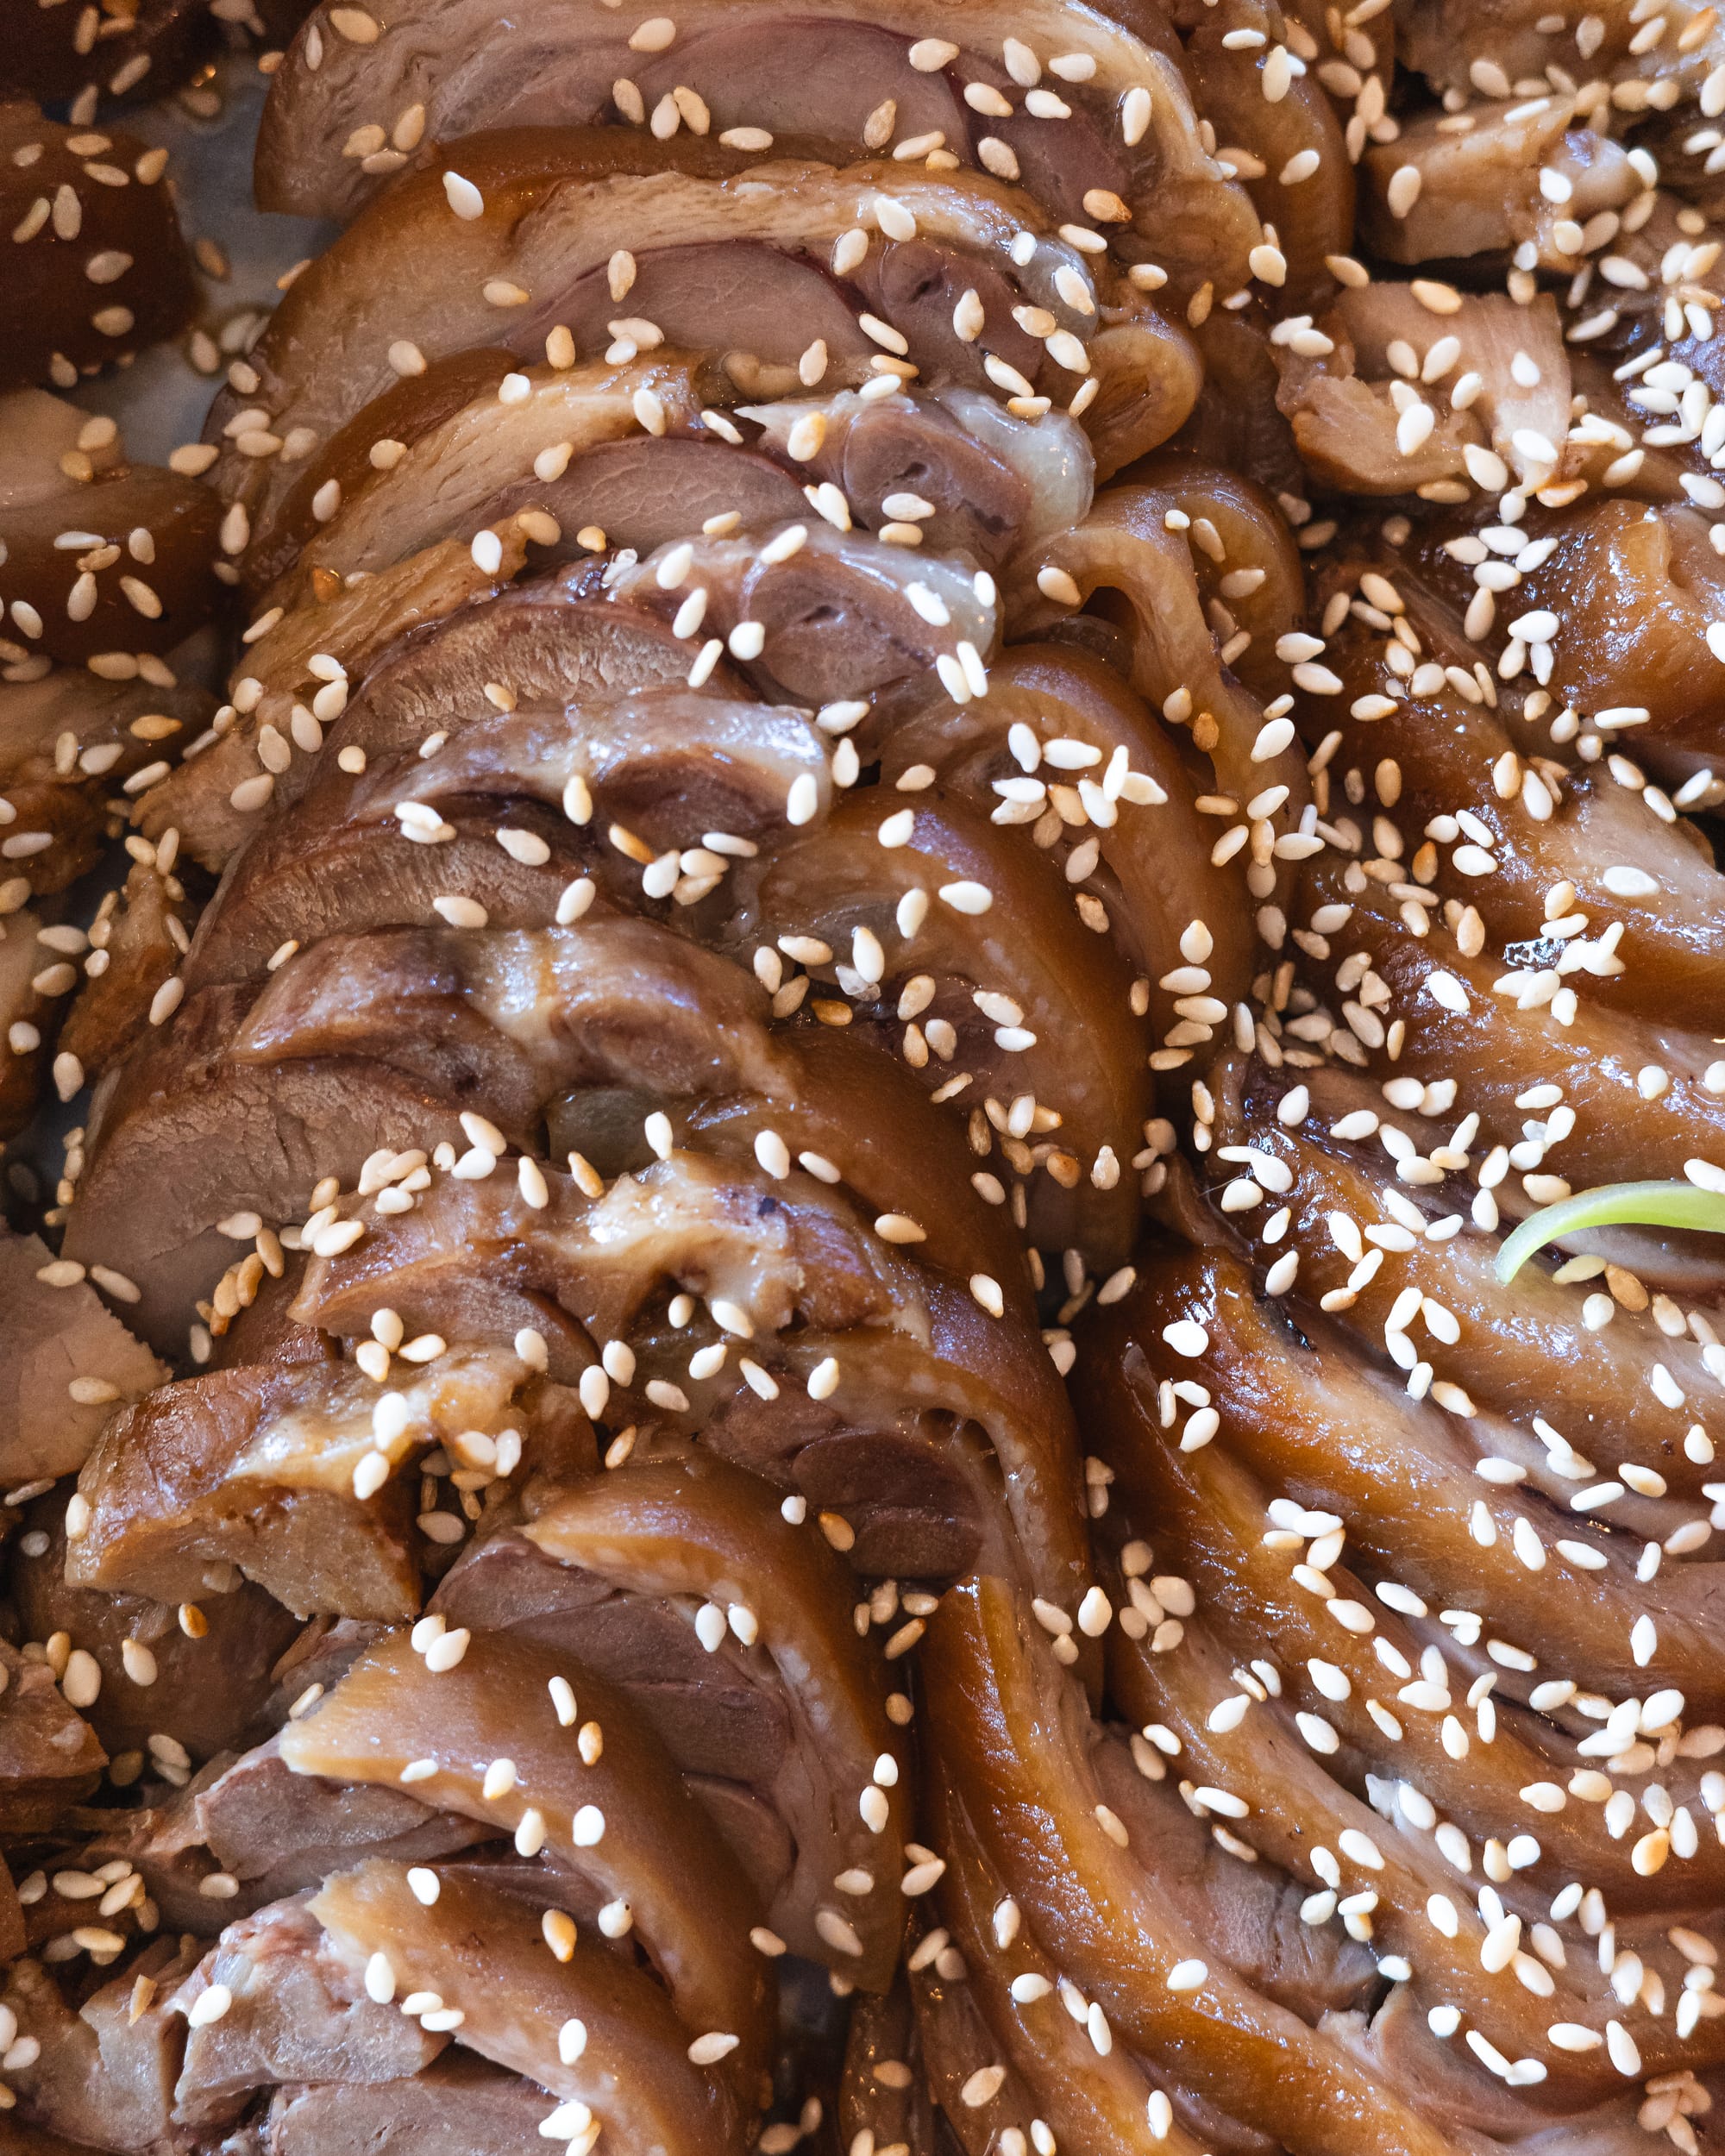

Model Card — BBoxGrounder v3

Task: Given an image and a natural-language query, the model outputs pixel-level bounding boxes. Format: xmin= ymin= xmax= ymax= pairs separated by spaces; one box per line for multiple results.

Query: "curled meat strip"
xmin=204 ymin=128 xmax=1193 ymax=562
xmin=1056 ymin=1232 xmax=1725 ymax=2134
xmin=255 ymin=0 xmax=1260 ymax=298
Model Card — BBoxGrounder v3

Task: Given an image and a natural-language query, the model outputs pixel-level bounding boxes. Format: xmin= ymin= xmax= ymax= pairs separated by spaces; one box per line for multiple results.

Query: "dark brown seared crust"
xmin=0 ymin=105 xmax=194 ymax=393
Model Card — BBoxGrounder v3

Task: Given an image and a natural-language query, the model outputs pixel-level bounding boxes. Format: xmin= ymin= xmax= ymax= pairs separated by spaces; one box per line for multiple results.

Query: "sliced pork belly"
xmin=1206 ymin=1051 xmax=1725 ymax=1496
xmin=246 ymin=350 xmax=714 ymax=598
xmin=60 ymin=973 xmax=477 ymax=1354
xmin=255 ymin=0 xmax=1258 ymax=301
xmin=1289 ymin=857 xmax=1725 ymax=1199
xmin=66 ymin=904 xmax=1040 ymax=1348
xmin=1005 ymin=461 xmax=1309 ymax=931
xmin=310 ymin=1858 xmax=753 ymax=2153
xmin=205 ymin=128 xmax=1195 ymax=570
xmin=1180 ymin=0 xmax=1352 ymax=303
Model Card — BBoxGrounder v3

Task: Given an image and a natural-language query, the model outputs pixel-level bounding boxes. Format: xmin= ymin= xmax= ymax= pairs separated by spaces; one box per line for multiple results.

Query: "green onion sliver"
xmin=1495 ymin=1180 xmax=1725 ymax=1286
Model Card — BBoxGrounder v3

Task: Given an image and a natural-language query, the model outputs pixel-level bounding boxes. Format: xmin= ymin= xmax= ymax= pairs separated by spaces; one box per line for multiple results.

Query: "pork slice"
xmin=210 ymin=137 xmax=1131 ymax=549
xmin=59 ymin=862 xmax=194 ymax=1086
xmin=264 ymin=2052 xmax=551 ymax=2154
xmin=1324 ymin=1984 xmax=1680 ymax=2148
xmin=89 ymin=1733 xmax=494 ymax=1934
xmin=0 ymin=0 xmax=209 ymax=104
xmin=135 ymin=531 xmax=532 ymax=874
xmin=0 ymin=664 xmax=211 ymax=799
xmin=527 ymin=237 xmax=876 ymax=384
xmin=744 ymin=385 xmax=1048 ymax=568
xmin=0 ymin=1635 xmax=105 ymax=1832
xmin=1 ymin=1938 xmax=198 ymax=2153
xmin=0 ymin=134 xmax=192 ymax=399
xmin=201 ymin=1263 xmax=338 ymax=1376
xmin=253 ymin=3 xmax=1254 ymax=304
xmin=1089 ymin=1730 xmax=1381 ymax=2023
xmin=430 ymin=1532 xmax=792 ymax=1783
xmin=64 ymin=980 xmax=471 ymax=1357
xmin=248 ymin=344 xmax=518 ymax=594
xmin=0 ymin=440 xmax=217 ymax=667
xmin=231 ymin=920 xmax=790 ymax=1144
xmin=517 ymin=434 xmax=807 ymax=553
xmin=181 ymin=661 xmax=832 ymax=992
xmin=833 ymin=390 xmax=1031 ymax=562
xmin=267 ymin=358 xmax=799 ymax=592
xmin=329 ymin=576 xmax=731 ymax=761
xmin=10 ymin=1497 xmax=301 ymax=1766
xmin=256 ymin=9 xmax=959 ymax=220
xmin=171 ymin=1896 xmax=448 ymax=2128
xmin=185 ymin=808 xmax=583 ymax=995
xmin=0 ymin=906 xmax=51 ymax=1140
xmin=66 ymin=1348 xmax=574 ymax=1620
xmin=0 ymin=1225 xmax=165 ymax=1487
xmin=193 ymin=1738 xmax=494 ymax=1892
xmin=605 ymin=517 xmax=994 ymax=704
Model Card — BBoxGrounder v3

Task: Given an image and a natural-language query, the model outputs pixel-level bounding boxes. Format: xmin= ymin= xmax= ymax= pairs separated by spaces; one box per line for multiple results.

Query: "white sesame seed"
xmin=442 ymin=170 xmax=484 ymax=219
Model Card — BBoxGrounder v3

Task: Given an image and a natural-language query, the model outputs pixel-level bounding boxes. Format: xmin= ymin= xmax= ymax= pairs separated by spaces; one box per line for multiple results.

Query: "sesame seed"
xmin=442 ymin=170 xmax=484 ymax=218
